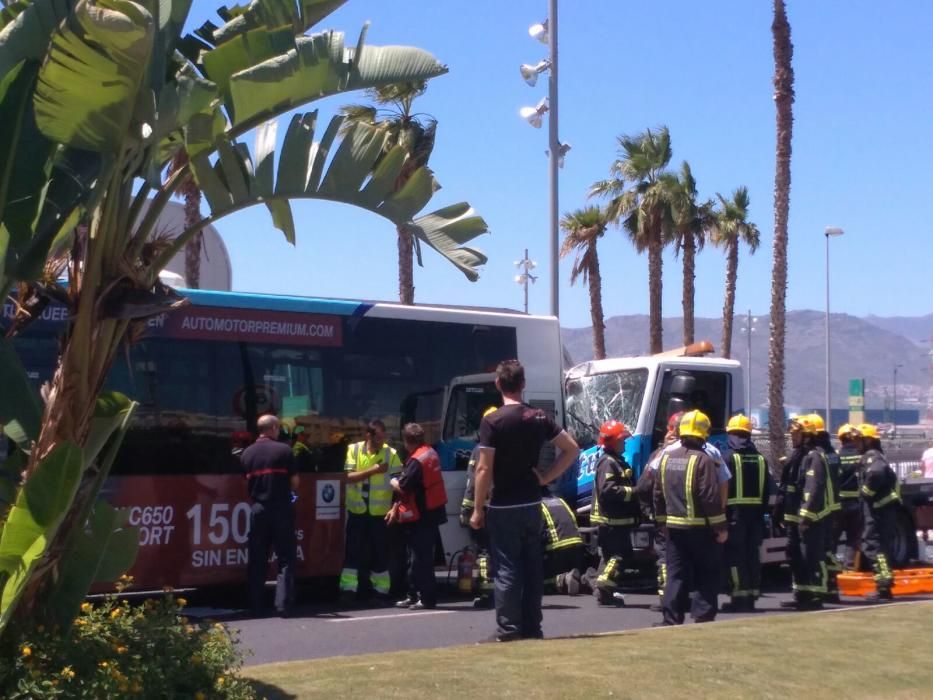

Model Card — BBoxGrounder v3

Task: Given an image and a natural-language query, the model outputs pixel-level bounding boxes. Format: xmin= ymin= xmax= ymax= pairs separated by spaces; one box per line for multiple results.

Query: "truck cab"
xmin=561 ymin=354 xmax=744 ymax=508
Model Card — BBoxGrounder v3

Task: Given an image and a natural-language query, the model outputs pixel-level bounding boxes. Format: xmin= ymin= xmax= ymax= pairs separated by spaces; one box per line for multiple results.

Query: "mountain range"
xmin=561 ymin=311 xmax=931 ymax=413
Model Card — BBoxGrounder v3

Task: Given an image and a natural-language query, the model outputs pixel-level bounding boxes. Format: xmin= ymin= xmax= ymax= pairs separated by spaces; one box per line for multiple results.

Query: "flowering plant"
xmin=0 ymin=578 xmax=255 ymax=699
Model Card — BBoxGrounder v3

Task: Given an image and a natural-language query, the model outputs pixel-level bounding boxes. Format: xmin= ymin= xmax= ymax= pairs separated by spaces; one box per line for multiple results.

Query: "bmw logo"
xmin=322 ymin=483 xmax=336 ymax=503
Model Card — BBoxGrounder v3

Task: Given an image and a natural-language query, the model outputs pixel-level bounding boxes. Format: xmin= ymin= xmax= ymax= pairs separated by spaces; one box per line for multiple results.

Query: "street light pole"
xmin=547 ymin=0 xmax=560 ymax=319
xmin=893 ymin=363 xmax=903 ymax=438
xmin=514 ymin=248 xmax=538 ymax=314
xmin=824 ymin=226 xmax=844 ymax=427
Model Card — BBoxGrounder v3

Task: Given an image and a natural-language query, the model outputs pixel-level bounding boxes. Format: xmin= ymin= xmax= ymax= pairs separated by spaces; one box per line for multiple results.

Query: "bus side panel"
xmin=101 ymin=474 xmax=345 ymax=589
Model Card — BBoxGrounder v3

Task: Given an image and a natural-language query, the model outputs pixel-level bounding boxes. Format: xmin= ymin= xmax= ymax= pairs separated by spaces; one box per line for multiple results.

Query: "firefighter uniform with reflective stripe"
xmin=540 ymin=496 xmax=585 ymax=591
xmin=461 ymin=446 xmax=493 ymax=601
xmin=722 ymin=435 xmax=773 ymax=607
xmin=654 ymin=442 xmax=727 ymax=625
xmin=859 ymin=449 xmax=899 ymax=596
xmin=778 ymin=445 xmax=808 ymax=597
xmin=591 ymin=448 xmax=640 ymax=603
xmin=818 ymin=441 xmax=843 ymax=596
xmin=836 ymin=445 xmax=863 ymax=569
xmin=341 ymin=440 xmax=402 ymax=597
xmin=794 ymin=447 xmax=837 ymax=603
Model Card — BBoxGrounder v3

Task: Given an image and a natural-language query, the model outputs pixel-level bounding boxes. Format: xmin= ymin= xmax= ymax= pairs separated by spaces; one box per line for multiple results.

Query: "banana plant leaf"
xmin=33 ymin=0 xmax=155 ymax=153
xmin=162 ymin=114 xmax=487 ymax=280
xmin=0 ymin=337 xmax=42 ymax=451
xmin=0 ymin=441 xmax=83 ymax=630
xmin=0 ymin=0 xmax=75 ymax=80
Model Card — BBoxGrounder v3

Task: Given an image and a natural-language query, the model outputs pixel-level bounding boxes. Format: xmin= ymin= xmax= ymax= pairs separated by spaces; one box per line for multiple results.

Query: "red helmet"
xmin=598 ymin=420 xmax=631 ymax=447
xmin=667 ymin=411 xmax=685 ymax=434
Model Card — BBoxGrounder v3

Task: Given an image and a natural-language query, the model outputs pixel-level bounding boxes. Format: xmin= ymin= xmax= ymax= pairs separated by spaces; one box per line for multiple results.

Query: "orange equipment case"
xmin=838 ymin=568 xmax=933 ymax=597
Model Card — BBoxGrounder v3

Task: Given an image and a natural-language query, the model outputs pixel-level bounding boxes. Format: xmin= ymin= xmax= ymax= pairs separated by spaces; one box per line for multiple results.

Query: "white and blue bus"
xmin=2 ymin=289 xmax=564 ymax=589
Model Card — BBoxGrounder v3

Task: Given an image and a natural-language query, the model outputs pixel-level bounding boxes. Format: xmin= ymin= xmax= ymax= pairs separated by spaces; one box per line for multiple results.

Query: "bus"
xmin=1 ymin=290 xmax=563 ymax=591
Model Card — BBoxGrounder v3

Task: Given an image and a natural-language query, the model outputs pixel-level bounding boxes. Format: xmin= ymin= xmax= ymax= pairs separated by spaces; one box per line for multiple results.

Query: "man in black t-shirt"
xmin=240 ymin=414 xmax=298 ymax=616
xmin=471 ymin=359 xmax=579 ymax=642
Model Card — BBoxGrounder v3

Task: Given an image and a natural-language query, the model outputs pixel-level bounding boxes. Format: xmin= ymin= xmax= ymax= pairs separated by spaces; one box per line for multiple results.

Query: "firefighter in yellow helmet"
xmin=720 ymin=414 xmax=773 ymax=612
xmin=781 ymin=414 xmax=836 ymax=610
xmin=653 ymin=410 xmax=727 ymax=625
xmin=855 ymin=423 xmax=899 ymax=601
xmin=835 ymin=424 xmax=863 ymax=569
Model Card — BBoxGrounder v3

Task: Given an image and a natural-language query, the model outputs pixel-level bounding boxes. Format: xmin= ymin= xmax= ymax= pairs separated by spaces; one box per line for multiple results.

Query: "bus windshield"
xmin=565 ymin=369 xmax=649 ymax=448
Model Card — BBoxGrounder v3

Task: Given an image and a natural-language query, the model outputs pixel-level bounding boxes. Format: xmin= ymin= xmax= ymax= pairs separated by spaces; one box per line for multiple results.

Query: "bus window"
xmin=565 ymin=369 xmax=648 ymax=449
xmin=651 ymin=369 xmax=731 ymax=450
xmin=106 ymin=339 xmax=224 ymax=475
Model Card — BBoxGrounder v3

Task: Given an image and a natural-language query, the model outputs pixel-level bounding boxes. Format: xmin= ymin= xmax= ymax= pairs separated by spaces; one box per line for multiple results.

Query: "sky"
xmin=183 ymin=1 xmax=933 ymax=331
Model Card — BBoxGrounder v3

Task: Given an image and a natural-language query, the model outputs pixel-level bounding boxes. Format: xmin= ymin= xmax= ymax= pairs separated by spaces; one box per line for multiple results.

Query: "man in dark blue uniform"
xmin=240 ymin=414 xmax=298 ymax=616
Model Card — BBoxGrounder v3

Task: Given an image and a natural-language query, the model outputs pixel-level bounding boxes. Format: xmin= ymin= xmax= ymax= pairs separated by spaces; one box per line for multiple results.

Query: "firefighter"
xmin=855 ymin=423 xmax=899 ymax=601
xmin=835 ymin=424 xmax=863 ymax=570
xmin=590 ymin=420 xmax=639 ymax=606
xmin=460 ymin=407 xmax=499 ymax=608
xmin=720 ymin=413 xmax=773 ymax=612
xmin=636 ymin=412 xmax=683 ymax=612
xmin=541 ymin=495 xmax=587 ymax=595
xmin=814 ymin=421 xmax=843 ymax=599
xmin=784 ymin=413 xmax=835 ymax=610
xmin=340 ymin=419 xmax=403 ymax=604
xmin=653 ymin=410 xmax=727 ymax=625
xmin=775 ymin=415 xmax=812 ymax=607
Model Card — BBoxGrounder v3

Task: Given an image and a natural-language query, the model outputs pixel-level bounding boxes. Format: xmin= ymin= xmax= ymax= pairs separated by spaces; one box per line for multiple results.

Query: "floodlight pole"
xmin=547 ymin=0 xmax=560 ymax=319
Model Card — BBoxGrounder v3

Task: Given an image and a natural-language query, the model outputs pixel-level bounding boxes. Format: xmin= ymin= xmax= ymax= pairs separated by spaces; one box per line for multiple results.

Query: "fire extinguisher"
xmin=457 ymin=548 xmax=476 ymax=595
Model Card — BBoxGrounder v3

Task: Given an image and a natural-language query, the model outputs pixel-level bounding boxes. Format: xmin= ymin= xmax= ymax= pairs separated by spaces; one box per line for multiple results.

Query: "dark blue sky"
xmin=184 ymin=1 xmax=932 ymax=328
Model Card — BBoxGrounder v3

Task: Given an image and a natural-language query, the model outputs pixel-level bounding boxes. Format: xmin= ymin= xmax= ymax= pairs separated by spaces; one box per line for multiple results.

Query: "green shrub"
xmin=0 ymin=577 xmax=255 ymax=699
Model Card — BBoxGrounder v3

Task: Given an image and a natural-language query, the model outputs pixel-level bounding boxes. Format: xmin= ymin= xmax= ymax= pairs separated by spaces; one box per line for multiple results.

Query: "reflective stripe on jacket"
xmin=592 ymin=450 xmax=640 ymax=527
xmin=541 ymin=496 xmax=584 ymax=551
xmin=654 ymin=446 xmax=726 ymax=530
xmin=345 ymin=441 xmax=400 ymax=516
xmin=860 ymin=449 xmax=900 ymax=511
xmin=727 ymin=453 xmax=768 ymax=507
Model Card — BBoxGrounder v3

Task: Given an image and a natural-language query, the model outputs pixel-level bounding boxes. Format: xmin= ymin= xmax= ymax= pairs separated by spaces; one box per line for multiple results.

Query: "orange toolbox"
xmin=838 ymin=568 xmax=933 ymax=597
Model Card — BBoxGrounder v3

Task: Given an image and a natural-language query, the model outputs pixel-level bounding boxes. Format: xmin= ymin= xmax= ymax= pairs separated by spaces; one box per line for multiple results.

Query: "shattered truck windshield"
xmin=564 ymin=368 xmax=649 ymax=448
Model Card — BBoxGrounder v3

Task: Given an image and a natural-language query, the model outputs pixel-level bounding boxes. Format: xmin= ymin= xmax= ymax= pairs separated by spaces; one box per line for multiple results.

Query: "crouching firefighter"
xmin=856 ymin=423 xmax=899 ymax=602
xmin=541 ymin=494 xmax=587 ymax=595
xmin=721 ymin=414 xmax=773 ymax=612
xmin=589 ymin=420 xmax=639 ymax=606
xmin=460 ymin=407 xmax=499 ymax=608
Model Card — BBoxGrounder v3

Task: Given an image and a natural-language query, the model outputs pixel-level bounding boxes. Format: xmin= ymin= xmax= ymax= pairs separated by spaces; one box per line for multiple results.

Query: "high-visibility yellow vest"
xmin=344 ymin=441 xmax=401 ymax=516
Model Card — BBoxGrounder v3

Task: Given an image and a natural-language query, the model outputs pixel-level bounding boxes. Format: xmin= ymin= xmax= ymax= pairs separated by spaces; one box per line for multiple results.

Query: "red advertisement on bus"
xmin=100 ymin=474 xmax=345 ymax=589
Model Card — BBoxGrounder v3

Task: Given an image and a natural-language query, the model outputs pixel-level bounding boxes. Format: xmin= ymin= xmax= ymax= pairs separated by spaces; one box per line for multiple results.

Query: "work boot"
xmin=394 ymin=595 xmax=418 ymax=609
xmin=720 ymin=599 xmax=748 ymax=613
xmin=596 ymin=588 xmax=615 ymax=606
xmin=865 ymin=589 xmax=894 ymax=603
xmin=566 ymin=569 xmax=582 ymax=596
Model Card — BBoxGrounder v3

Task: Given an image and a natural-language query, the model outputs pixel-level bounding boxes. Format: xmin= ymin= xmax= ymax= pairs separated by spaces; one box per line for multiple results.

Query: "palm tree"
xmin=560 ymin=206 xmax=610 ymax=360
xmin=591 ymin=127 xmax=673 ymax=354
xmin=768 ymin=0 xmax=796 ymax=463
xmin=712 ymin=187 xmax=760 ymax=359
xmin=168 ymin=149 xmax=203 ymax=289
xmin=342 ymin=81 xmax=436 ymax=305
xmin=665 ymin=161 xmax=714 ymax=346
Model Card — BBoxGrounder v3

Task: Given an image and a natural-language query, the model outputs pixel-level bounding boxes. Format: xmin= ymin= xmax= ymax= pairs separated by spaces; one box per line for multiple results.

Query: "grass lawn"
xmin=245 ymin=601 xmax=933 ymax=699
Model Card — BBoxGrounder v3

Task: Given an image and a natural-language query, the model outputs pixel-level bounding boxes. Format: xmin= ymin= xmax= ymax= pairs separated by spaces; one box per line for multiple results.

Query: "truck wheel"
xmin=892 ymin=508 xmax=919 ymax=567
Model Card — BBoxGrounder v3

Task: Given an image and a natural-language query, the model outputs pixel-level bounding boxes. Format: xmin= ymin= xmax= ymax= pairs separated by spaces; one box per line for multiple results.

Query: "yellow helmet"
xmin=789 ymin=414 xmax=822 ymax=435
xmin=679 ymin=410 xmax=711 ymax=440
xmin=856 ymin=423 xmax=880 ymax=440
xmin=726 ymin=413 xmax=753 ymax=434
xmin=837 ymin=423 xmax=857 ymax=440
